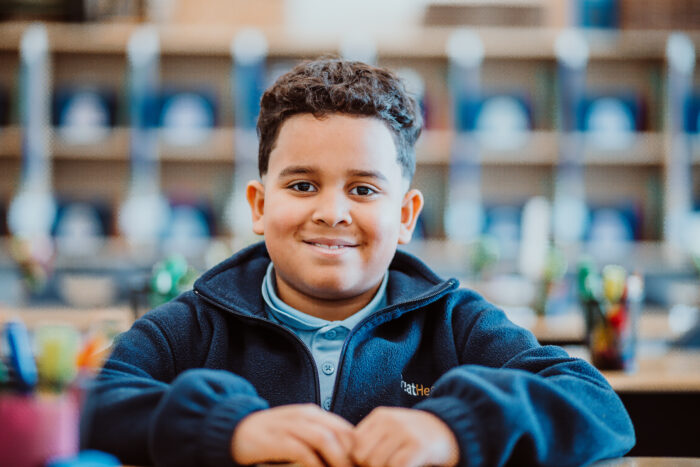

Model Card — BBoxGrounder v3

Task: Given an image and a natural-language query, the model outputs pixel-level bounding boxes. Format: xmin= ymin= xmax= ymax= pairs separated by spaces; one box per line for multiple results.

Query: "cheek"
xmin=265 ymin=198 xmax=305 ymax=233
xmin=362 ymin=203 xmax=402 ymax=244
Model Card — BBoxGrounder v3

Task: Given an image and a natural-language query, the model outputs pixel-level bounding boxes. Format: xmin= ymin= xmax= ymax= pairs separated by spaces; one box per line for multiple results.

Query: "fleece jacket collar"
xmin=193 ymin=241 xmax=458 ymax=321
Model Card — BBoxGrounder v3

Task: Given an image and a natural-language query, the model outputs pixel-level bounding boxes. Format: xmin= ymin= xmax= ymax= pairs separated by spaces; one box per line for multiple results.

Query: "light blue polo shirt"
xmin=261 ymin=262 xmax=388 ymax=411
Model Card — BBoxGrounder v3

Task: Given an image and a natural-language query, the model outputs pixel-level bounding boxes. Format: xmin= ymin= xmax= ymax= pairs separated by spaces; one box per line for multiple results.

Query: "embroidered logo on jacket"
xmin=400 ymin=378 xmax=433 ymax=397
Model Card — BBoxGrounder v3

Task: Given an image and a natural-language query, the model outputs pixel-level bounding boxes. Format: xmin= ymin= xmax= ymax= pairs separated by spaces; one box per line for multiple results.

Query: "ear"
xmin=246 ymin=180 xmax=265 ymax=235
xmin=398 ymin=188 xmax=424 ymax=245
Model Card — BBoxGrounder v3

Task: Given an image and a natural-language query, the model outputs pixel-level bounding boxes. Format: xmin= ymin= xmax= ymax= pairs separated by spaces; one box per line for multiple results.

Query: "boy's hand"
xmin=231 ymin=403 xmax=354 ymax=467
xmin=352 ymin=407 xmax=459 ymax=467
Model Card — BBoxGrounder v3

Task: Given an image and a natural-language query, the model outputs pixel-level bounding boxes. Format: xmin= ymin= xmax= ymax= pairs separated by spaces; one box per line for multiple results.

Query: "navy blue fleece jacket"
xmin=81 ymin=242 xmax=634 ymax=466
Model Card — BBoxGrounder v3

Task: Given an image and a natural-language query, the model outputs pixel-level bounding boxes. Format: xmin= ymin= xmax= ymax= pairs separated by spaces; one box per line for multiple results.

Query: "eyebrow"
xmin=277 ymin=166 xmax=389 ymax=182
xmin=347 ymin=169 xmax=389 ymax=182
xmin=278 ymin=165 xmax=316 ymax=178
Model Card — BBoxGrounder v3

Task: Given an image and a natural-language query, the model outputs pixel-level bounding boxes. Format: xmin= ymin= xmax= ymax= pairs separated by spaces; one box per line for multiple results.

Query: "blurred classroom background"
xmin=1 ymin=0 xmax=700 ymax=462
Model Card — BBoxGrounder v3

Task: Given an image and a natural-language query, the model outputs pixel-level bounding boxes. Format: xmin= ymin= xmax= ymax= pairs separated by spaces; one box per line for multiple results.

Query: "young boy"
xmin=81 ymin=58 xmax=634 ymax=467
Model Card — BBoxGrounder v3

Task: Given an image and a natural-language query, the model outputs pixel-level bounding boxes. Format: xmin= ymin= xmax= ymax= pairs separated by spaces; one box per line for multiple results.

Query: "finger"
xmin=358 ymin=435 xmax=407 ymax=467
xmin=299 ymin=404 xmax=355 ymax=430
xmin=352 ymin=435 xmax=389 ymax=467
xmin=252 ymin=434 xmax=327 ymax=467
xmin=352 ymin=407 xmax=387 ymax=453
xmin=352 ymin=425 xmax=390 ymax=466
xmin=334 ymin=424 xmax=355 ymax=455
xmin=282 ymin=436 xmax=328 ymax=467
xmin=322 ymin=414 xmax=355 ymax=455
xmin=387 ymin=444 xmax=427 ymax=467
xmin=354 ymin=407 xmax=381 ymax=432
xmin=291 ymin=423 xmax=353 ymax=467
xmin=298 ymin=406 xmax=355 ymax=455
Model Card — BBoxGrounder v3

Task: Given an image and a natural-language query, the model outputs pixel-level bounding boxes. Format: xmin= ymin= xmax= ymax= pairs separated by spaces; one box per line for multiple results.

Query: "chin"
xmin=303 ymin=279 xmax=363 ymax=300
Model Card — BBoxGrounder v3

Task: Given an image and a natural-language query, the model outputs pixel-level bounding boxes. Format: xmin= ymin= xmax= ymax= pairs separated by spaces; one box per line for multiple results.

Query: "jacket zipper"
xmin=329 ymin=278 xmax=458 ymax=412
xmin=193 ymin=289 xmax=322 ymax=405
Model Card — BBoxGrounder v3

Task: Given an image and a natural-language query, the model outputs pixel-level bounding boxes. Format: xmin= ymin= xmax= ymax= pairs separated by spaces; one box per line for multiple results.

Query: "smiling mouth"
xmin=311 ymin=243 xmax=345 ymax=250
xmin=303 ymin=240 xmax=358 ymax=250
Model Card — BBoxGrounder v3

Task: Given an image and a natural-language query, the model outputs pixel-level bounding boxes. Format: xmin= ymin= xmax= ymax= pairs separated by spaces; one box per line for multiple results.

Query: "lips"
xmin=310 ymin=243 xmax=345 ymax=250
xmin=303 ymin=238 xmax=358 ymax=249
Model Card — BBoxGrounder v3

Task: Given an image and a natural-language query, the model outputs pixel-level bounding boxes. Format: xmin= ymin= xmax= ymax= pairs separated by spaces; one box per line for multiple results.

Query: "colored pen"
xmin=35 ymin=324 xmax=80 ymax=392
xmin=4 ymin=321 xmax=38 ymax=392
xmin=76 ymin=332 xmax=109 ymax=373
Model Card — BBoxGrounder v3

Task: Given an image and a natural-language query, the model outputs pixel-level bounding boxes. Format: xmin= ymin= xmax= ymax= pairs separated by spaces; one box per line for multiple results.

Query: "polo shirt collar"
xmin=261 ymin=262 xmax=388 ymax=332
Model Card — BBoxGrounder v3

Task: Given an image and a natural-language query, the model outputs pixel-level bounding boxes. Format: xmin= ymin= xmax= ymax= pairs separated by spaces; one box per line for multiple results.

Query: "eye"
xmin=289 ymin=181 xmax=317 ymax=193
xmin=350 ymin=185 xmax=377 ymax=196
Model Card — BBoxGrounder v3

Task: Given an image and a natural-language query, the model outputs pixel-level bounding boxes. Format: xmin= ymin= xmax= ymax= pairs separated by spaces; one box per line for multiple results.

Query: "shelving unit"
xmin=1 ymin=20 xmax=699 ymax=242
xmin=2 ymin=22 xmax=699 ymax=59
xmin=0 ymin=126 xmax=680 ymax=165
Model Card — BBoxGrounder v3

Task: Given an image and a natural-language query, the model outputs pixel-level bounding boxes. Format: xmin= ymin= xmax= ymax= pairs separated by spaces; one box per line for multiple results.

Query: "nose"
xmin=311 ymin=190 xmax=352 ymax=227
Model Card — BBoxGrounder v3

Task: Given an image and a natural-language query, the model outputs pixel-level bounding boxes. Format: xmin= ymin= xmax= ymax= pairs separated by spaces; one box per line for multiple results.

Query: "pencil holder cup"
xmin=0 ymin=392 xmax=79 ymax=467
xmin=586 ymin=298 xmax=637 ymax=371
xmin=583 ymin=270 xmax=643 ymax=372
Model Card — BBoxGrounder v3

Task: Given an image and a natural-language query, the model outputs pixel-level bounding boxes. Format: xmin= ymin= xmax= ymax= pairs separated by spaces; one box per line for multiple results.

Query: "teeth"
xmin=313 ymin=243 xmax=344 ymax=249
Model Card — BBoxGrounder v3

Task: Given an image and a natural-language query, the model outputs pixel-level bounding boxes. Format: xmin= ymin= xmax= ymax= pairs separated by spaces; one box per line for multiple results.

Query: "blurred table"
xmin=563 ymin=344 xmax=700 ymax=458
xmin=505 ymin=309 xmax=676 ymax=346
xmin=5 ymin=303 xmax=699 ymax=457
xmin=560 ymin=346 xmax=700 ymax=393
xmin=257 ymin=458 xmax=700 ymax=467
xmin=0 ymin=305 xmax=133 ymax=332
xmin=508 ymin=307 xmax=700 ymax=458
xmin=602 ymin=350 xmax=700 ymax=393
xmin=593 ymin=458 xmax=700 ymax=466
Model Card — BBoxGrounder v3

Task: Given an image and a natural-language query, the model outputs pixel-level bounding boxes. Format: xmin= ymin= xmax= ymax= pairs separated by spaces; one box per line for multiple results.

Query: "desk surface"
xmin=563 ymin=345 xmax=700 ymax=393
xmin=128 ymin=457 xmax=700 ymax=466
xmin=593 ymin=458 xmax=700 ymax=466
xmin=256 ymin=459 xmax=700 ymax=467
xmin=602 ymin=350 xmax=700 ymax=392
xmin=517 ymin=311 xmax=700 ymax=393
xmin=0 ymin=306 xmax=133 ymax=332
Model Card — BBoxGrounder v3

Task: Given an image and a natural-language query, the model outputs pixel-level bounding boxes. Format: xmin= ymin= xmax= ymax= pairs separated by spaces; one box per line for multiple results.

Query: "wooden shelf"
xmin=0 ymin=126 xmax=21 ymax=158
xmin=1 ymin=22 xmax=699 ymax=60
xmin=418 ymin=130 xmax=666 ymax=165
xmin=0 ymin=126 xmax=233 ymax=162
xmin=0 ymin=126 xmax=673 ymax=166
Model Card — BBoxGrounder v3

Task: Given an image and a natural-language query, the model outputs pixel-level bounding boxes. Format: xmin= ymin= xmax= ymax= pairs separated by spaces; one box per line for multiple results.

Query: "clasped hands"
xmin=231 ymin=404 xmax=460 ymax=467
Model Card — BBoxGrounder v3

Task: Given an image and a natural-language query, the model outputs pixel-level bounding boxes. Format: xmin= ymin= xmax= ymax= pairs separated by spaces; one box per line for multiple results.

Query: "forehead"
xmin=268 ymin=113 xmax=401 ymax=178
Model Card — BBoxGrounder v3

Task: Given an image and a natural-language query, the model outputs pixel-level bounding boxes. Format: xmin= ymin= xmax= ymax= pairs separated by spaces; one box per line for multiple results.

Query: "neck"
xmin=274 ymin=275 xmax=382 ymax=321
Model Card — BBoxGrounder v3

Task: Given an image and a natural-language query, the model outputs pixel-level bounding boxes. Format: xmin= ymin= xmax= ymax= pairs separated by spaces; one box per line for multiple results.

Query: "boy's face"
xmin=247 ymin=113 xmax=423 ymax=307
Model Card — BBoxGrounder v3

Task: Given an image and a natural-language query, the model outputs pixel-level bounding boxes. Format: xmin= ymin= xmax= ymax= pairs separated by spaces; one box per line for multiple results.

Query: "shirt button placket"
xmin=321 ymin=361 xmax=335 ymax=375
xmin=323 ymin=397 xmax=332 ymax=410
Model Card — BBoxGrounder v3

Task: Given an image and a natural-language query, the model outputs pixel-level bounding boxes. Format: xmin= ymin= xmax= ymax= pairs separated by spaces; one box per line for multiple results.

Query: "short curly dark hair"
xmin=256 ymin=58 xmax=422 ymax=180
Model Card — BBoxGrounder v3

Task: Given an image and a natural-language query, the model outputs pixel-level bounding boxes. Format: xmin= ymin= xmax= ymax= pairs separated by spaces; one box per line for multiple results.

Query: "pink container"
xmin=0 ymin=393 xmax=79 ymax=467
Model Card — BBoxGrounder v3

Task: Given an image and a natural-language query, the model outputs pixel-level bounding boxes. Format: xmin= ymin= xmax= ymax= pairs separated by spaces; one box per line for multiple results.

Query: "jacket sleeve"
xmin=80 ymin=304 xmax=269 ymax=467
xmin=413 ymin=293 xmax=635 ymax=467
